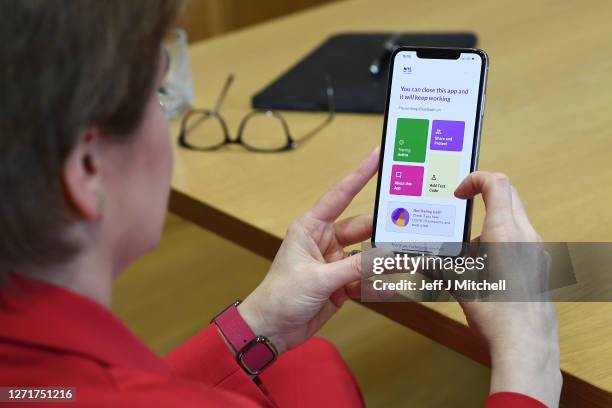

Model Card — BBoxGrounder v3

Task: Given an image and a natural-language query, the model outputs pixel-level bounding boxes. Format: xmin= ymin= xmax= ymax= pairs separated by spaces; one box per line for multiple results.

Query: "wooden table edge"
xmin=362 ymin=302 xmax=612 ymax=407
xmin=169 ymin=187 xmax=612 ymax=406
xmin=169 ymin=189 xmax=280 ymax=259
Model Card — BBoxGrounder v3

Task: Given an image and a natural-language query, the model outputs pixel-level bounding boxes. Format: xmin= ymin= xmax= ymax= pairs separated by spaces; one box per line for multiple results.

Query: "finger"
xmin=321 ymin=246 xmax=392 ymax=293
xmin=310 ymin=300 xmax=343 ymax=332
xmin=330 ymin=287 xmax=349 ymax=308
xmin=345 ymin=280 xmax=362 ymax=300
xmin=510 ymin=185 xmax=538 ymax=237
xmin=308 ymin=147 xmax=379 ymax=222
xmin=454 ymin=171 xmax=515 ymax=226
xmin=345 ymin=279 xmax=397 ymax=302
xmin=335 ymin=214 xmax=373 ymax=246
xmin=322 ymin=251 xmax=363 ymax=291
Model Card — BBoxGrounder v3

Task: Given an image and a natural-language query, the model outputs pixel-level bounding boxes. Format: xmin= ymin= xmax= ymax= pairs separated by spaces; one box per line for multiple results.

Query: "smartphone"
xmin=372 ymin=47 xmax=488 ymax=256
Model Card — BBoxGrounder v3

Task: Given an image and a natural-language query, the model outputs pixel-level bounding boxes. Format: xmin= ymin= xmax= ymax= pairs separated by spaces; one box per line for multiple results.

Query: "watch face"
xmin=238 ymin=336 xmax=277 ymax=375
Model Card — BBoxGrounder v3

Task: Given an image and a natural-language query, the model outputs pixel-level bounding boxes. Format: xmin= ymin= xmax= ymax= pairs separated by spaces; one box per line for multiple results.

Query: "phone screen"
xmin=372 ymin=48 xmax=488 ymax=255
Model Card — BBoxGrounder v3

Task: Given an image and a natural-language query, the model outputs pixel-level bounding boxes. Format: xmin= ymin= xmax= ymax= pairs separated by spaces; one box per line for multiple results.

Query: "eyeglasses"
xmin=177 ymin=75 xmax=335 ymax=152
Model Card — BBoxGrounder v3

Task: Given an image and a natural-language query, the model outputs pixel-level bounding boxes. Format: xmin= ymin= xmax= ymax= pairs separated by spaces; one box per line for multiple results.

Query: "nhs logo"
xmin=402 ymin=66 xmax=412 ymax=74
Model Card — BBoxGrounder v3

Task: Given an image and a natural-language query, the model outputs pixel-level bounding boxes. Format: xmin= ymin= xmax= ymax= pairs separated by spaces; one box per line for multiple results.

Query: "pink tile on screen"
xmin=390 ymin=164 xmax=424 ymax=196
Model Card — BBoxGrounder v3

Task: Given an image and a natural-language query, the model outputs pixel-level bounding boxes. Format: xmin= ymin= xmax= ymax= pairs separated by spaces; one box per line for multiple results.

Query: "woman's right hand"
xmin=454 ymin=171 xmax=562 ymax=407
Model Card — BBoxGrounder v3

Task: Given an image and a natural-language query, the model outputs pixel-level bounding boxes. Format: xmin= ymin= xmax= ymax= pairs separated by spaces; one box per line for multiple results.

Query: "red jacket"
xmin=0 ymin=277 xmax=545 ymax=407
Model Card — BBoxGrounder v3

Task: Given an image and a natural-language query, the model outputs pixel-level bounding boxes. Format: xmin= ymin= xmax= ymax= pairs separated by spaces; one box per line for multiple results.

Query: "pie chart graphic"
xmin=391 ymin=207 xmax=409 ymax=227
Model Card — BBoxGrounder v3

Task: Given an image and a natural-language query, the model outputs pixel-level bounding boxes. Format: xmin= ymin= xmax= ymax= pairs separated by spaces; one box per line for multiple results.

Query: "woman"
xmin=0 ymin=1 xmax=561 ymax=407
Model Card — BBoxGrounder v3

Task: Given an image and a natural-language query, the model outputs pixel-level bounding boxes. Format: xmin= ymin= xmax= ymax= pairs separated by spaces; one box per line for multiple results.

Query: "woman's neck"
xmin=20 ymin=250 xmax=113 ymax=307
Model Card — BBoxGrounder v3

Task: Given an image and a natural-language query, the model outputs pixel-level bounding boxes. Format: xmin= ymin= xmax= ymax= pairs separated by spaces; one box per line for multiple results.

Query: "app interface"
xmin=375 ymin=51 xmax=484 ymax=250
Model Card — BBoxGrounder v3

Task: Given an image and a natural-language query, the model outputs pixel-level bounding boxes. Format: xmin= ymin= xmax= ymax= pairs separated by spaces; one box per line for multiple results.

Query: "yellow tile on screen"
xmin=425 ymin=154 xmax=461 ymax=198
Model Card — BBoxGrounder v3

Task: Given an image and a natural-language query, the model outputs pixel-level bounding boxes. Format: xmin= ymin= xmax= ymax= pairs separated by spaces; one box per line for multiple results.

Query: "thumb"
xmin=321 ymin=247 xmax=391 ymax=293
xmin=321 ymin=252 xmax=363 ymax=293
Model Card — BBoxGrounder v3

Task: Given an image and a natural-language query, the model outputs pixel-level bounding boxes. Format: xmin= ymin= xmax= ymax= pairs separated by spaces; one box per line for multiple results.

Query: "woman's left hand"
xmin=238 ymin=148 xmax=380 ymax=354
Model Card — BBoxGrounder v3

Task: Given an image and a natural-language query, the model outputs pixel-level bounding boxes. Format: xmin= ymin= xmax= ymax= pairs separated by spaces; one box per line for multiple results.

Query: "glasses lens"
xmin=182 ymin=112 xmax=226 ymax=149
xmin=241 ymin=112 xmax=289 ymax=151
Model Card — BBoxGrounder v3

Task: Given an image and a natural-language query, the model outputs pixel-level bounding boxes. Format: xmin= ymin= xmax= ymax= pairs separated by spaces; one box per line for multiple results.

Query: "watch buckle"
xmin=237 ymin=336 xmax=278 ymax=376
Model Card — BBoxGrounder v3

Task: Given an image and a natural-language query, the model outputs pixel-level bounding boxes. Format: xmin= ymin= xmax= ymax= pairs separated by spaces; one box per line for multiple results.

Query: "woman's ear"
xmin=62 ymin=127 xmax=105 ymax=220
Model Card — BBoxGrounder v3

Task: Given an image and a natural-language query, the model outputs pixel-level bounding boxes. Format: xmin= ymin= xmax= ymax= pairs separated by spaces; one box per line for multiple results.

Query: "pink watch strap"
xmin=213 ymin=302 xmax=277 ymax=375
xmin=214 ymin=302 xmax=256 ymax=351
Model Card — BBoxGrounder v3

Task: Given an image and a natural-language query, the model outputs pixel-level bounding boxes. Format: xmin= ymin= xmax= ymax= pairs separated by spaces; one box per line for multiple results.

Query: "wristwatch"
xmin=212 ymin=301 xmax=278 ymax=375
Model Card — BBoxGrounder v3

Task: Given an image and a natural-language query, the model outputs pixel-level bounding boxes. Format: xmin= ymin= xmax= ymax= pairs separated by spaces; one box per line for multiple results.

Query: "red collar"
xmin=0 ymin=275 xmax=167 ymax=373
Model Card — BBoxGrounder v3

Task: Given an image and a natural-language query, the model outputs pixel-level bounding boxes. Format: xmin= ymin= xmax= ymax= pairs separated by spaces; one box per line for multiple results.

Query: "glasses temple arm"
xmin=213 ymin=74 xmax=235 ymax=113
xmin=294 ymin=76 xmax=336 ymax=145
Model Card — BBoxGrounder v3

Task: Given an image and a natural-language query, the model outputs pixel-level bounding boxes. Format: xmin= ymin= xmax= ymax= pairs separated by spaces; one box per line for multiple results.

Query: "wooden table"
xmin=169 ymin=0 xmax=612 ymax=405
